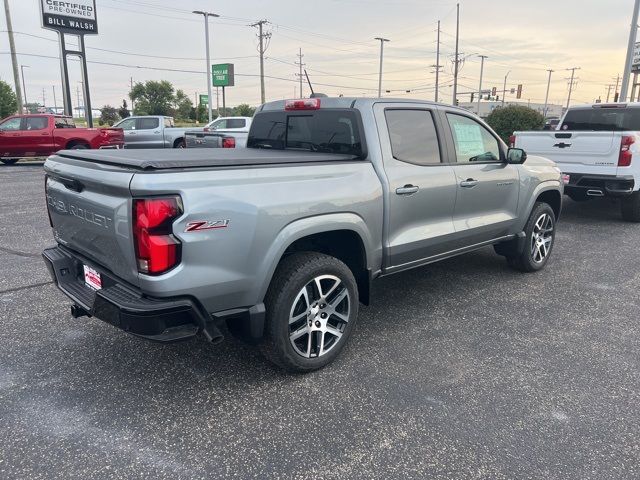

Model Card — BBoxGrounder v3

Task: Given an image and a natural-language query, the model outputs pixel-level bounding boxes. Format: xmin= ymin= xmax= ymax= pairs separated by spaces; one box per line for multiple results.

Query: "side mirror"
xmin=507 ymin=147 xmax=527 ymax=164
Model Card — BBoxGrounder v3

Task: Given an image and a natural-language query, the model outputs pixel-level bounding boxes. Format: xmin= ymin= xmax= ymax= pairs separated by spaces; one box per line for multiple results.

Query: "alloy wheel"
xmin=531 ymin=213 xmax=554 ymax=263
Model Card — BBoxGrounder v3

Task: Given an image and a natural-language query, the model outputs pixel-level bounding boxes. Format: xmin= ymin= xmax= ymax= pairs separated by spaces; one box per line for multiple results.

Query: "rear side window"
xmin=25 ymin=117 xmax=48 ymax=131
xmin=226 ymin=119 xmax=246 ymax=128
xmin=138 ymin=118 xmax=159 ymax=130
xmin=164 ymin=118 xmax=173 ymax=128
xmin=385 ymin=109 xmax=441 ymax=165
xmin=560 ymin=108 xmax=640 ymax=131
xmin=248 ymin=110 xmax=364 ymax=157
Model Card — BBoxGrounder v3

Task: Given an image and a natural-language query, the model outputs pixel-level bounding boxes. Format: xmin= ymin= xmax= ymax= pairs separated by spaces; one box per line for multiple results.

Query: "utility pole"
xmin=543 ymin=69 xmax=554 ymax=118
xmin=3 ymin=0 xmax=22 ymax=113
xmin=130 ymin=77 xmax=134 ymax=113
xmin=375 ymin=37 xmax=390 ymax=97
xmin=566 ymin=67 xmax=580 ymax=109
xmin=620 ymin=0 xmax=640 ymax=102
xmin=20 ymin=65 xmax=29 ymax=110
xmin=606 ymin=84 xmax=614 ymax=103
xmin=76 ymin=85 xmax=80 ymax=118
xmin=52 ymin=85 xmax=58 ymax=112
xmin=251 ymin=20 xmax=271 ymax=104
xmin=614 ymin=74 xmax=621 ymax=101
xmin=452 ymin=3 xmax=460 ymax=105
xmin=193 ymin=10 xmax=220 ymax=123
xmin=502 ymin=70 xmax=510 ymax=106
xmin=295 ymin=47 xmax=305 ymax=98
xmin=477 ymin=55 xmax=488 ymax=115
xmin=434 ymin=20 xmax=441 ymax=102
xmin=42 ymin=88 xmax=46 ymax=109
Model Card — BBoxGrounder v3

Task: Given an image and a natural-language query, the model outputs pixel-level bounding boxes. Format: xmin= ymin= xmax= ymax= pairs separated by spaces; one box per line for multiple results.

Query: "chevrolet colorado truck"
xmin=0 ymin=114 xmax=124 ymax=165
xmin=113 ymin=115 xmax=201 ymax=149
xmin=185 ymin=116 xmax=252 ymax=149
xmin=513 ymin=103 xmax=640 ymax=221
xmin=42 ymin=97 xmax=563 ymax=372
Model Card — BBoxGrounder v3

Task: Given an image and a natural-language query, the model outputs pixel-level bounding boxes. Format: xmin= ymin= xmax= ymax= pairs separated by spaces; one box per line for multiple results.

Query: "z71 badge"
xmin=184 ymin=219 xmax=230 ymax=232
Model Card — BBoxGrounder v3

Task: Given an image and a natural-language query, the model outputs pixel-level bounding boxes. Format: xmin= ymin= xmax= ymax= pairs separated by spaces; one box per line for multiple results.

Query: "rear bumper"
xmin=42 ymin=245 xmax=222 ymax=343
xmin=564 ymin=173 xmax=635 ymax=197
xmin=98 ymin=143 xmax=123 ymax=150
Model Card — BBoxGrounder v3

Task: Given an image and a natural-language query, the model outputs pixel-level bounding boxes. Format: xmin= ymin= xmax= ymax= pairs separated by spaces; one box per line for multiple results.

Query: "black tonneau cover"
xmin=54 ymin=148 xmax=360 ymax=170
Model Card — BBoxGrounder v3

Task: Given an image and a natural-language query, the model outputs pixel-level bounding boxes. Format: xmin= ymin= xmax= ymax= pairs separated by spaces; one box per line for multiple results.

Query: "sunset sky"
xmin=0 ymin=0 xmax=635 ymax=109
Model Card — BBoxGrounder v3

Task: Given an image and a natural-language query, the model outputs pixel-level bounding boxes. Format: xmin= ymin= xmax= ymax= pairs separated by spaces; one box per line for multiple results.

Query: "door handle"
xmin=396 ymin=184 xmax=419 ymax=195
xmin=460 ymin=178 xmax=479 ymax=188
xmin=128 ymin=132 xmax=136 ymax=135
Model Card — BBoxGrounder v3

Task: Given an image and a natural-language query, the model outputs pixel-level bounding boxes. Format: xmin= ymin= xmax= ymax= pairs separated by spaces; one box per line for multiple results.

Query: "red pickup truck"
xmin=0 ymin=114 xmax=124 ymax=165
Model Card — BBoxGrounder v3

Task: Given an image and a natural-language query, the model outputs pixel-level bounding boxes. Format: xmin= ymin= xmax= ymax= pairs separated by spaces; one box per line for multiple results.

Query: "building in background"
xmin=458 ymin=101 xmax=565 ymax=119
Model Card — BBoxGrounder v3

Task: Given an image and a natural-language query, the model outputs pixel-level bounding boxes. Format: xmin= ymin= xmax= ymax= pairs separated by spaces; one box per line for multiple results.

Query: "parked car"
xmin=542 ymin=118 xmax=560 ymax=130
xmin=42 ymin=97 xmax=563 ymax=372
xmin=185 ymin=117 xmax=252 ymax=149
xmin=113 ymin=115 xmax=202 ymax=149
xmin=0 ymin=114 xmax=124 ymax=165
xmin=513 ymin=102 xmax=640 ymax=221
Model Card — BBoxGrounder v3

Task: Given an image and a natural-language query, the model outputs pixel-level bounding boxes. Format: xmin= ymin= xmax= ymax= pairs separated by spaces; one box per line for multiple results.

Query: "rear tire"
xmin=174 ymin=140 xmax=185 ymax=148
xmin=260 ymin=252 xmax=358 ymax=372
xmin=506 ymin=202 xmax=556 ymax=272
xmin=1 ymin=159 xmax=19 ymax=165
xmin=620 ymin=192 xmax=640 ymax=222
xmin=69 ymin=143 xmax=89 ymax=150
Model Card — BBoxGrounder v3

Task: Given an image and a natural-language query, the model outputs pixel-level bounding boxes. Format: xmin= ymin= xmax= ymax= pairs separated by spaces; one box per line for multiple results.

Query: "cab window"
xmin=117 ymin=118 xmax=136 ymax=130
xmin=385 ymin=109 xmax=441 ymax=165
xmin=446 ymin=113 xmax=502 ymax=163
xmin=0 ymin=117 xmax=22 ymax=131
xmin=25 ymin=117 xmax=48 ymax=131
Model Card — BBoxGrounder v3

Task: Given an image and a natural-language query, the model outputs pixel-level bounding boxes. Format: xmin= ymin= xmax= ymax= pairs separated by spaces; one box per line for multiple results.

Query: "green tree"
xmin=129 ymin=80 xmax=174 ymax=116
xmin=173 ymin=89 xmax=193 ymax=121
xmin=486 ymin=105 xmax=545 ymax=143
xmin=0 ymin=81 xmax=18 ymax=118
xmin=233 ymin=103 xmax=255 ymax=117
xmin=24 ymin=102 xmax=40 ymax=114
xmin=118 ymin=99 xmax=130 ymax=119
xmin=99 ymin=105 xmax=119 ymax=126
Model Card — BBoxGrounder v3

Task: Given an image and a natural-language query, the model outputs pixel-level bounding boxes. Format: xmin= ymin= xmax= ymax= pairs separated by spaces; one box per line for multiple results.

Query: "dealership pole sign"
xmin=41 ymin=0 xmax=98 ymax=35
xmin=39 ymin=0 xmax=97 ymax=127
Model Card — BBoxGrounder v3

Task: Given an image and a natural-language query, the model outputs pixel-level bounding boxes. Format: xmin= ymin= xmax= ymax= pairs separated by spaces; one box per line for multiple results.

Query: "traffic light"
xmin=516 ymin=84 xmax=523 ymax=99
xmin=492 ymin=86 xmax=497 ymax=96
xmin=614 ymin=92 xmax=620 ymax=102
xmin=471 ymin=93 xmax=475 ymax=102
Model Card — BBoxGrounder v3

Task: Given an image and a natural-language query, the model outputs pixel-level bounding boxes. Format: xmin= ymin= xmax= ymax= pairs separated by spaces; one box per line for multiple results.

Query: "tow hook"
xmin=70 ymin=304 xmax=91 ymax=318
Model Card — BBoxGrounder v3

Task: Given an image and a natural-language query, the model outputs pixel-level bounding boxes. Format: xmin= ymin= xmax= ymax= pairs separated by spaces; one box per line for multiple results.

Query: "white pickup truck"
xmin=513 ymin=103 xmax=640 ymax=221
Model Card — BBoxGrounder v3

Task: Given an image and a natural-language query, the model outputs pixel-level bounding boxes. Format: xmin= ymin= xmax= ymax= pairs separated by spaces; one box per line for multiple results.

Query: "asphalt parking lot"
xmin=1 ymin=163 xmax=639 ymax=480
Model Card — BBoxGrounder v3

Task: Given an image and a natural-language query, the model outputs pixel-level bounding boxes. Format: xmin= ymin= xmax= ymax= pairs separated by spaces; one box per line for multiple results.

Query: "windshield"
xmin=560 ymin=108 xmax=640 ymax=131
xmin=247 ymin=110 xmax=364 ymax=156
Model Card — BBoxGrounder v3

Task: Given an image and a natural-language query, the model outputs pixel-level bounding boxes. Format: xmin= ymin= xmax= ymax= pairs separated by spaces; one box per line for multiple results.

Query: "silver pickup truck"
xmin=42 ymin=97 xmax=563 ymax=372
xmin=185 ymin=116 xmax=252 ymax=149
xmin=113 ymin=115 xmax=201 ymax=149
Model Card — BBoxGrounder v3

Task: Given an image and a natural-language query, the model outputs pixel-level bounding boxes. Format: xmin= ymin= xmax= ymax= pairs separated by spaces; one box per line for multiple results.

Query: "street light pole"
xmin=543 ymin=69 xmax=554 ymax=119
xmin=375 ymin=37 xmax=390 ymax=98
xmin=193 ymin=10 xmax=220 ymax=123
xmin=477 ymin=55 xmax=487 ymax=115
xmin=502 ymin=70 xmax=510 ymax=106
xmin=20 ymin=65 xmax=29 ymax=111
xmin=620 ymin=0 xmax=640 ymax=102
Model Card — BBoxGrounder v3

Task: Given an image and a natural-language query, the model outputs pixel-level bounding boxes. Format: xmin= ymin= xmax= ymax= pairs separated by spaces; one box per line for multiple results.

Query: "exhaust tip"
xmin=70 ymin=304 xmax=90 ymax=318
xmin=202 ymin=323 xmax=224 ymax=345
xmin=586 ymin=189 xmax=604 ymax=197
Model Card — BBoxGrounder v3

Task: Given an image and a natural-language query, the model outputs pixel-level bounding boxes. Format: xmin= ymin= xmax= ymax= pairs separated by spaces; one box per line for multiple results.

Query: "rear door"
xmin=0 ymin=117 xmax=23 ymax=157
xmin=45 ymin=158 xmax=139 ymax=285
xmin=374 ymin=103 xmax=458 ymax=271
xmin=134 ymin=117 xmax=163 ymax=148
xmin=443 ymin=111 xmax=520 ymax=243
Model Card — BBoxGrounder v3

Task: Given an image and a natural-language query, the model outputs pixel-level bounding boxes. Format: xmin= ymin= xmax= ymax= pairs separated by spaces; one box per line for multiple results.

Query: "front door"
xmin=375 ymin=104 xmax=458 ymax=272
xmin=443 ymin=112 xmax=520 ymax=244
xmin=0 ymin=117 xmax=23 ymax=157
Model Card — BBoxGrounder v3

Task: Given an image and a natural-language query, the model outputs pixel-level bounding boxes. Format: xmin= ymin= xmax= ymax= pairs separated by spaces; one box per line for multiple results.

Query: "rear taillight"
xmin=284 ymin=98 xmax=321 ymax=110
xmin=509 ymin=135 xmax=516 ymax=148
xmin=44 ymin=176 xmax=53 ymax=227
xmin=619 ymin=135 xmax=635 ymax=167
xmin=222 ymin=137 xmax=236 ymax=148
xmin=133 ymin=197 xmax=182 ymax=275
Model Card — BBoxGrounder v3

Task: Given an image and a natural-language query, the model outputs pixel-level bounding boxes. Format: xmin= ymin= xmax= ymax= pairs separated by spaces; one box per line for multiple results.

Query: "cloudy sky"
xmin=0 ymin=0 xmax=635 ymax=110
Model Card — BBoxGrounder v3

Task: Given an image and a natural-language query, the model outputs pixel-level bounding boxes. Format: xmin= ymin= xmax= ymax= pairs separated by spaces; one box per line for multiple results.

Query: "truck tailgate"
xmin=515 ymin=131 xmax=619 ymax=176
xmin=44 ymin=155 xmax=139 ymax=286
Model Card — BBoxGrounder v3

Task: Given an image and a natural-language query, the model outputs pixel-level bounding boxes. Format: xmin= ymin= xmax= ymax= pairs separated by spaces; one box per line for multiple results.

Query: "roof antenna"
xmin=304 ymin=70 xmax=327 ymax=98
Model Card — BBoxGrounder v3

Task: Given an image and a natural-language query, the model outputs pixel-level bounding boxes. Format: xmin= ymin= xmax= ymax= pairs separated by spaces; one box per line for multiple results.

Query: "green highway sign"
xmin=199 ymin=94 xmax=209 ymax=106
xmin=212 ymin=63 xmax=235 ymax=87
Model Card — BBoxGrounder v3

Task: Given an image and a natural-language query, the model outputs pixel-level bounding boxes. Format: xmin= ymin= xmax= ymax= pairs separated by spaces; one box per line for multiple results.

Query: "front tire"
xmin=70 ymin=143 xmax=89 ymax=150
xmin=260 ymin=252 xmax=358 ymax=372
xmin=506 ymin=202 xmax=556 ymax=272
xmin=620 ymin=192 xmax=640 ymax=222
